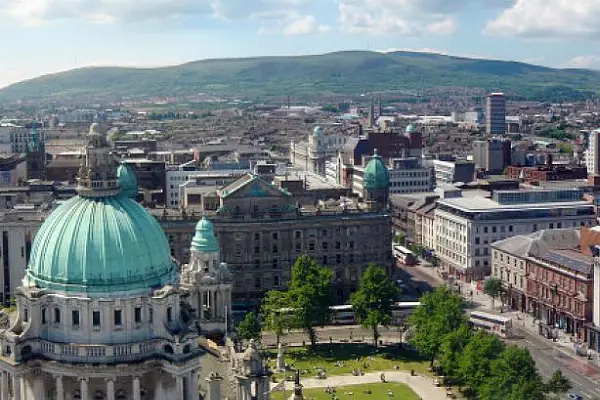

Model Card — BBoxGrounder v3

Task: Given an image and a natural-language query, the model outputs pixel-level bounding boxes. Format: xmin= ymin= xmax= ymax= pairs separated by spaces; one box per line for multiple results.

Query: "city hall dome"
xmin=363 ymin=149 xmax=389 ymax=190
xmin=24 ymin=124 xmax=177 ymax=296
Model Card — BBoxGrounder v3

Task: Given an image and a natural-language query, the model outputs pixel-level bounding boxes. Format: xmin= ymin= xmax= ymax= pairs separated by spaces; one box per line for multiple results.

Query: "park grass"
xmin=265 ymin=343 xmax=429 ymax=380
xmin=270 ymin=382 xmax=421 ymax=400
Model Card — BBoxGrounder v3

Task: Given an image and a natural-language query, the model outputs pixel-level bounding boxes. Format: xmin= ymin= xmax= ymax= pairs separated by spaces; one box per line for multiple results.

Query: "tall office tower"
xmin=486 ymin=92 xmax=506 ymax=135
xmin=586 ymin=129 xmax=600 ymax=176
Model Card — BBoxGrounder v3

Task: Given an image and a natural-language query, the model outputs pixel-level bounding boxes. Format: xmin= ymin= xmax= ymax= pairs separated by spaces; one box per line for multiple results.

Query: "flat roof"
xmin=438 ymin=197 xmax=592 ymax=212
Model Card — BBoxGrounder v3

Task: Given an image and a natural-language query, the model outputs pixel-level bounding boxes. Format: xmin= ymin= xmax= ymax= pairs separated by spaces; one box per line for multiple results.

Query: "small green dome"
xmin=406 ymin=124 xmax=415 ymax=134
xmin=313 ymin=126 xmax=323 ymax=136
xmin=117 ymin=164 xmax=138 ymax=198
xmin=26 ymin=196 xmax=177 ymax=295
xmin=364 ymin=151 xmax=389 ymax=190
xmin=191 ymin=217 xmax=219 ymax=253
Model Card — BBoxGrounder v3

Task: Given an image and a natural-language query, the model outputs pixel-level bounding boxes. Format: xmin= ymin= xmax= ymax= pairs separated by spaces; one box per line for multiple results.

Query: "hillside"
xmin=1 ymin=51 xmax=599 ymax=104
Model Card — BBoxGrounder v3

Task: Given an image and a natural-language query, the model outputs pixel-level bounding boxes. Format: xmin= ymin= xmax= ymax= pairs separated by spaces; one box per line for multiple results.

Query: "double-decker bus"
xmin=469 ymin=311 xmax=513 ymax=338
xmin=393 ymin=245 xmax=418 ymax=266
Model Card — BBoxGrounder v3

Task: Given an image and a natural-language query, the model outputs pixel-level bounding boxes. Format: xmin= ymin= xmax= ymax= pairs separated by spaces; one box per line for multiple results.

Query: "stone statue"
xmin=276 ymin=343 xmax=285 ymax=372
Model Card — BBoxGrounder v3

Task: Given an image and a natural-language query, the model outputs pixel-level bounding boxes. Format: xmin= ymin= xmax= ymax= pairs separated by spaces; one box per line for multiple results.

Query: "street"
xmin=400 ymin=262 xmax=600 ymax=399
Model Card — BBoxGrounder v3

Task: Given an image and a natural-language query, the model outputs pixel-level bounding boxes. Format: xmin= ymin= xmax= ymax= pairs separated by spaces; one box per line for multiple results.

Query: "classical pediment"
xmin=220 ymin=175 xmax=290 ymax=200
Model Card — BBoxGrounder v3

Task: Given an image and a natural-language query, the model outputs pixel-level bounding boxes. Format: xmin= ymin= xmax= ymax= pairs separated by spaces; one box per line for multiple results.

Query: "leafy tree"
xmin=484 ymin=278 xmax=503 ymax=309
xmin=479 ymin=346 xmax=546 ymax=400
xmin=261 ymin=290 xmax=293 ymax=345
xmin=430 ymin=255 xmax=440 ymax=269
xmin=438 ymin=323 xmax=472 ymax=378
xmin=287 ymin=256 xmax=333 ymax=346
xmin=409 ymin=286 xmax=466 ymax=366
xmin=457 ymin=331 xmax=505 ymax=393
xmin=545 ymin=370 xmax=572 ymax=398
xmin=351 ymin=264 xmax=400 ymax=347
xmin=393 ymin=233 xmax=405 ymax=245
xmin=237 ymin=311 xmax=261 ymax=342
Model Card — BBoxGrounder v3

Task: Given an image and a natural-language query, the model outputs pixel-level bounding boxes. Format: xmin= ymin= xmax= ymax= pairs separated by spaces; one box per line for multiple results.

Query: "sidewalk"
xmin=273 ymin=370 xmax=450 ymax=400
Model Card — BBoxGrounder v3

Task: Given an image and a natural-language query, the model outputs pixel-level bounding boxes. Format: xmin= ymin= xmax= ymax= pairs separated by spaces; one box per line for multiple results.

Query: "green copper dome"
xmin=313 ymin=126 xmax=323 ymax=136
xmin=25 ymin=195 xmax=177 ymax=296
xmin=364 ymin=150 xmax=389 ymax=190
xmin=191 ymin=217 xmax=219 ymax=253
xmin=117 ymin=163 xmax=138 ymax=198
xmin=406 ymin=124 xmax=415 ymax=134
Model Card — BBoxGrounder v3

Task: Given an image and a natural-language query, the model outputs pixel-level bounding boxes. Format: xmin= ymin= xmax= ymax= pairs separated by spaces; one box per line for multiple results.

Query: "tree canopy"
xmin=409 ymin=286 xmax=467 ymax=365
xmin=286 ymin=255 xmax=333 ymax=346
xmin=351 ymin=264 xmax=400 ymax=346
xmin=237 ymin=311 xmax=261 ymax=342
xmin=261 ymin=290 xmax=293 ymax=345
xmin=458 ymin=331 xmax=505 ymax=392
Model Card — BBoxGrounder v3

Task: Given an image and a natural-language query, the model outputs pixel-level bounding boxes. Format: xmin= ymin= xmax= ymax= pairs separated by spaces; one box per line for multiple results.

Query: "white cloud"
xmin=283 ymin=15 xmax=330 ymax=36
xmin=1 ymin=0 xmax=213 ymax=25
xmin=0 ymin=0 xmax=320 ymax=35
xmin=566 ymin=56 xmax=600 ymax=70
xmin=427 ymin=18 xmax=458 ymax=35
xmin=337 ymin=0 xmax=466 ymax=36
xmin=485 ymin=0 xmax=600 ymax=37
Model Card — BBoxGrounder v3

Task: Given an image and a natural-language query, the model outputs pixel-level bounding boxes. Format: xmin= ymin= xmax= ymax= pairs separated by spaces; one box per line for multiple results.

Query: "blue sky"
xmin=1 ymin=0 xmax=600 ymax=88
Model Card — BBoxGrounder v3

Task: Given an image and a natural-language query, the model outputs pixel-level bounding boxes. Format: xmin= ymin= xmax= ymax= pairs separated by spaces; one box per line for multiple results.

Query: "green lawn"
xmin=271 ymin=382 xmax=421 ymax=400
xmin=265 ymin=343 xmax=429 ymax=380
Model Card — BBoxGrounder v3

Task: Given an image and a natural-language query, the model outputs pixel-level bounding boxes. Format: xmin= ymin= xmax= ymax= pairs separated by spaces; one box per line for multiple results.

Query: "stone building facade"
xmin=155 ymin=173 xmax=393 ymax=305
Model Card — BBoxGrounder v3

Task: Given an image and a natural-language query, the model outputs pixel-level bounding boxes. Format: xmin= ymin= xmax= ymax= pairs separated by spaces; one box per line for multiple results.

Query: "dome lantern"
xmin=363 ymin=149 xmax=389 ymax=190
xmin=191 ymin=217 xmax=219 ymax=253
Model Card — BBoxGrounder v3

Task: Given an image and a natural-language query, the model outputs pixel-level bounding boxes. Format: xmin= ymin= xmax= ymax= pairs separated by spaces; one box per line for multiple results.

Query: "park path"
xmin=273 ymin=370 xmax=450 ymax=400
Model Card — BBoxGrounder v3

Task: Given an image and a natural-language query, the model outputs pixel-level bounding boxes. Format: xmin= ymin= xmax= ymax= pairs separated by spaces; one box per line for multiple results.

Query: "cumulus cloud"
xmin=0 ymin=0 xmax=324 ymax=36
xmin=485 ymin=0 xmax=600 ymax=37
xmin=282 ymin=15 xmax=330 ymax=35
xmin=1 ymin=0 xmax=213 ymax=25
xmin=566 ymin=56 xmax=600 ymax=70
xmin=337 ymin=0 xmax=472 ymax=36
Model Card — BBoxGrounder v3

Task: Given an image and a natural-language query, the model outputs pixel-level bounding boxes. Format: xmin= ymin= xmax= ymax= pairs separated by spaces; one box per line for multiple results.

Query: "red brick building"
xmin=507 ymin=164 xmax=587 ymax=182
xmin=526 ymin=249 xmax=593 ymax=340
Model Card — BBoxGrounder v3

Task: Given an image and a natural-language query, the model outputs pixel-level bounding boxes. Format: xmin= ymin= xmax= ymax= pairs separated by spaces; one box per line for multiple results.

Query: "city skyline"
xmin=1 ymin=0 xmax=600 ymax=88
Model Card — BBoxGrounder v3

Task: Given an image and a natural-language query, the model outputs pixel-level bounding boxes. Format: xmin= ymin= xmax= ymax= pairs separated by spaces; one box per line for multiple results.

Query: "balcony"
xmin=11 ymin=337 xmax=201 ymax=364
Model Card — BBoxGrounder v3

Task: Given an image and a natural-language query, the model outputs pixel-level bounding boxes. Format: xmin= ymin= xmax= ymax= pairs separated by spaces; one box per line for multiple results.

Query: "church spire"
xmin=77 ymin=123 xmax=120 ymax=198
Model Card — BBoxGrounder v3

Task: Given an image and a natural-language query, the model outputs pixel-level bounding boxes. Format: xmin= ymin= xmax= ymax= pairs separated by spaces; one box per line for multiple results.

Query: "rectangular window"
xmin=274 ymin=276 xmax=280 ymax=287
xmin=92 ymin=311 xmax=101 ymax=327
xmin=167 ymin=307 xmax=172 ymax=323
xmin=272 ymin=232 xmax=278 ymax=240
xmin=114 ymin=310 xmax=122 ymax=326
xmin=254 ymin=246 xmax=260 ymax=255
xmin=23 ymin=308 xmax=28 ymax=323
xmin=149 ymin=307 xmax=153 ymax=323
xmin=272 ymin=245 xmax=278 ymax=254
xmin=134 ymin=307 xmax=142 ymax=324
xmin=72 ymin=310 xmax=79 ymax=327
xmin=54 ymin=308 xmax=61 ymax=324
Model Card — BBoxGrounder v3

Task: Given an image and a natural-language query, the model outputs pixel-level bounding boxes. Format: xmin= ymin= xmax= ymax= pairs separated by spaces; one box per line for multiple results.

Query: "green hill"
xmin=1 ymin=51 xmax=599 ymax=104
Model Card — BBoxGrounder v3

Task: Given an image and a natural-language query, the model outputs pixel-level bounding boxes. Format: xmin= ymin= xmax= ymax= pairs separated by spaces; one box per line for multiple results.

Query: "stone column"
xmin=56 ymin=376 xmax=64 ymax=400
xmin=32 ymin=373 xmax=43 ymax=400
xmin=199 ymin=290 xmax=204 ymax=320
xmin=80 ymin=378 xmax=89 ymax=400
xmin=175 ymin=375 xmax=184 ymax=399
xmin=189 ymin=370 xmax=199 ymax=400
xmin=12 ymin=375 xmax=21 ymax=400
xmin=132 ymin=376 xmax=141 ymax=400
xmin=206 ymin=373 xmax=222 ymax=400
xmin=1 ymin=372 xmax=9 ymax=400
xmin=106 ymin=378 xmax=115 ymax=400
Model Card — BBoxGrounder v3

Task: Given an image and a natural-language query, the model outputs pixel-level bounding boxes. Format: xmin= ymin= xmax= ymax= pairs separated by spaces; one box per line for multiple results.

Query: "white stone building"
xmin=435 ymin=189 xmax=596 ymax=281
xmin=290 ymin=126 xmax=349 ymax=176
